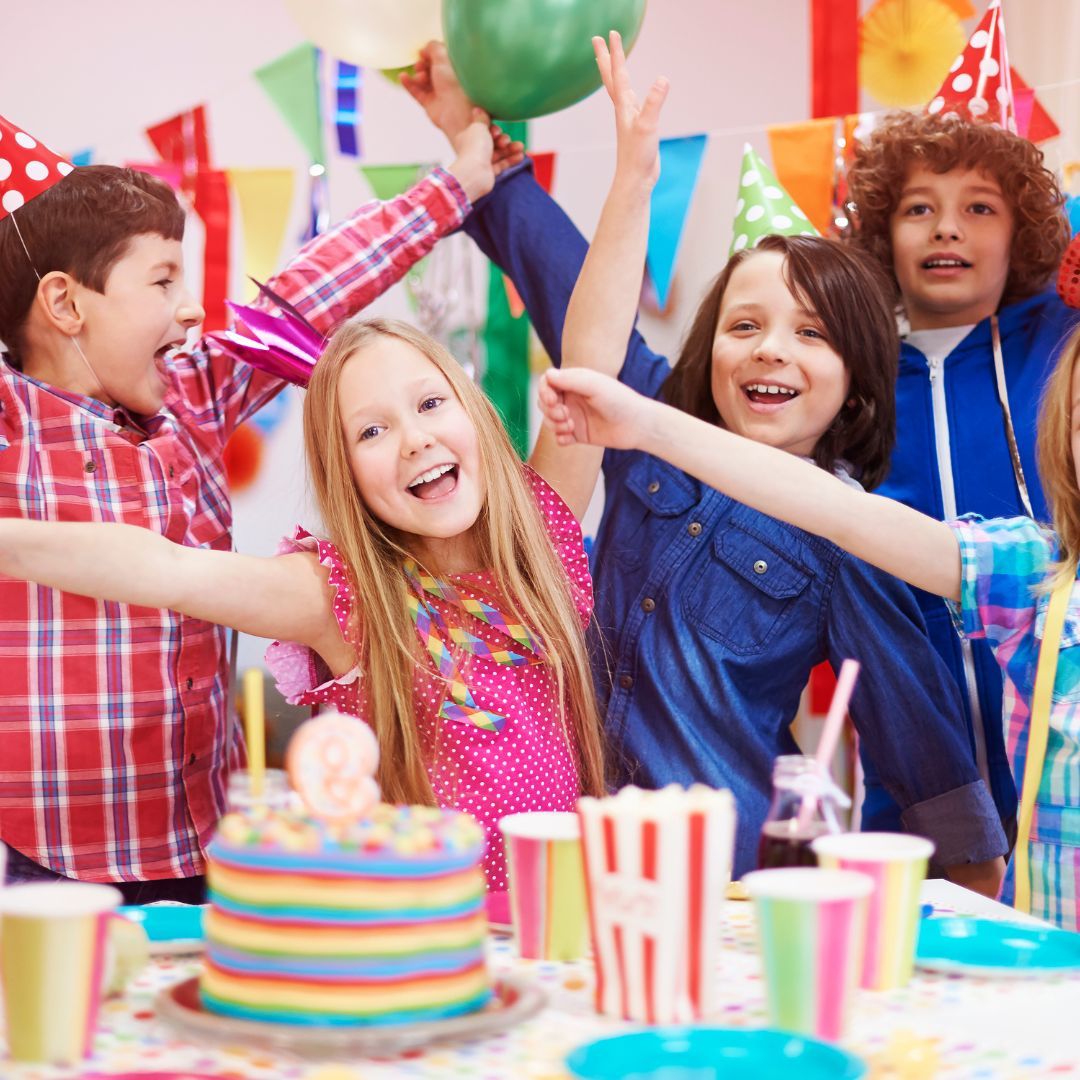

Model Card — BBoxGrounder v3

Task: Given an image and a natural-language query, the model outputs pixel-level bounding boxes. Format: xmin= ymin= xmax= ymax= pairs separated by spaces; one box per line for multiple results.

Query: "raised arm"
xmin=539 ymin=365 xmax=963 ymax=601
xmin=0 ymin=519 xmax=341 ymax=658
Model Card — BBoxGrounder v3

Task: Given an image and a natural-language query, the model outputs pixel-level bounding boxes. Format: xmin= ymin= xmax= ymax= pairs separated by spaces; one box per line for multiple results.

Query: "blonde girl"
xmin=0 ymin=316 xmax=606 ymax=921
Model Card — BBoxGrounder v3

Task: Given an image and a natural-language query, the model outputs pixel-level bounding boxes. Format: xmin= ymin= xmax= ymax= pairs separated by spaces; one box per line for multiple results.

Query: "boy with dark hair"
xmin=0 ymin=112 xmax=516 ymax=902
xmin=845 ymin=111 xmax=1079 ymax=852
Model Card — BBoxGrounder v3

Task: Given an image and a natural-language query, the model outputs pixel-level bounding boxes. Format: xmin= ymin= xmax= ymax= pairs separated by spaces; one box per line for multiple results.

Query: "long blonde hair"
xmin=303 ymin=316 xmax=606 ymax=805
xmin=1037 ymin=326 xmax=1080 ymax=590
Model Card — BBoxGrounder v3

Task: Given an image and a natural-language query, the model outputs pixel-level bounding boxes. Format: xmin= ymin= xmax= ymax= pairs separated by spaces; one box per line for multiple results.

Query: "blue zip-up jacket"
xmin=867 ymin=292 xmax=1080 ymax=837
xmin=464 ymin=165 xmax=1007 ymax=875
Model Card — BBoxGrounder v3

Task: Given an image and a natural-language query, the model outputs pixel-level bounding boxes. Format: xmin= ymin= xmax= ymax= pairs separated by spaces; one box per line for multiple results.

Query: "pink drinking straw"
xmin=797 ymin=658 xmax=861 ymax=830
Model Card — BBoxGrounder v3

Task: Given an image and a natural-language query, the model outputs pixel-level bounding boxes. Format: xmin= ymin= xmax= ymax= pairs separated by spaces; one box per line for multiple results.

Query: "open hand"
xmin=538 ymin=367 xmax=652 ymax=452
xmin=593 ymin=30 xmax=669 ymax=187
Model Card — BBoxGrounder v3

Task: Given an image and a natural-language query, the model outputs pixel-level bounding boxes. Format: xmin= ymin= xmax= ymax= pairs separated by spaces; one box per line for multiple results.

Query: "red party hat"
xmin=927 ymin=0 xmax=1016 ymax=132
xmin=0 ymin=114 xmax=74 ymax=220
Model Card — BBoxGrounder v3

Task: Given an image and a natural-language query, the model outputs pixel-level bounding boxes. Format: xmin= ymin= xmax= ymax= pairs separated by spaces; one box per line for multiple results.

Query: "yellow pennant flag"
xmin=226 ymin=168 xmax=295 ymax=292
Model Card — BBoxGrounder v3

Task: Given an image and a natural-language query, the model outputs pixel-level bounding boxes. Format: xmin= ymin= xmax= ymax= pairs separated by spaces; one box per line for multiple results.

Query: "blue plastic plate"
xmin=916 ymin=916 xmax=1080 ymax=977
xmin=565 ymin=1027 xmax=867 ymax=1079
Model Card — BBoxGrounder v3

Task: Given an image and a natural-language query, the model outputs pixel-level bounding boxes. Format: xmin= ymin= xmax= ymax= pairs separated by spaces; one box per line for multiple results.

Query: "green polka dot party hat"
xmin=729 ymin=143 xmax=817 ymax=257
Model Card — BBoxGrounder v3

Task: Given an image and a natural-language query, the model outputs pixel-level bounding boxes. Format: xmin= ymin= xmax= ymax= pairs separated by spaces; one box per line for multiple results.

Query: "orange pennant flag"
xmin=767 ymin=118 xmax=837 ymax=235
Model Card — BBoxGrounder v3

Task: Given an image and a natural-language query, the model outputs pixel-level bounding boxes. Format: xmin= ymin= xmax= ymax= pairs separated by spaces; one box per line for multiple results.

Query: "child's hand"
xmin=593 ymin=30 xmax=669 ymax=189
xmin=402 ymin=41 xmax=474 ymax=140
xmin=447 ymin=111 xmax=524 ymax=202
xmin=538 ymin=367 xmax=651 ymax=452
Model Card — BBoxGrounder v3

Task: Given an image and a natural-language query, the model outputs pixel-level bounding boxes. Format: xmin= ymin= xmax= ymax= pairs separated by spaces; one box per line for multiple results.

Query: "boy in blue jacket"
xmin=846 ymin=112 xmax=1077 ymax=847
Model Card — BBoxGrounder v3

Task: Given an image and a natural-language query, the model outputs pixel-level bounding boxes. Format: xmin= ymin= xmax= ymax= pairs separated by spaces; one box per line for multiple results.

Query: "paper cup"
xmin=744 ymin=867 xmax=872 ymax=1041
xmin=578 ymin=785 xmax=736 ymax=1024
xmin=500 ymin=811 xmax=588 ymax=961
xmin=812 ymin=832 xmax=934 ymax=990
xmin=0 ymin=881 xmax=121 ymax=1064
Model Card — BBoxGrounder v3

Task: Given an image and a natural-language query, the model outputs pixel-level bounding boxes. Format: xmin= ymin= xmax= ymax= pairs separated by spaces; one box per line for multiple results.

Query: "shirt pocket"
xmin=605 ymin=457 xmax=697 ymax=571
xmin=684 ymin=524 xmax=812 ymax=656
xmin=34 ymin=446 xmax=152 ymax=529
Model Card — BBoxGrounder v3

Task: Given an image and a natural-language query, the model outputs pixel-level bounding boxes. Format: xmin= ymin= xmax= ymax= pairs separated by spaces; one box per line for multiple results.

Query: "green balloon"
xmin=443 ymin=0 xmax=648 ymax=122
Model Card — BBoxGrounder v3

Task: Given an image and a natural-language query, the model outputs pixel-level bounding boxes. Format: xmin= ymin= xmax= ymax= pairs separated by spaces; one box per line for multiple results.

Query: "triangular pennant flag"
xmin=359 ymin=163 xmax=425 ymax=201
xmin=531 ymin=151 xmax=556 ymax=195
xmin=255 ymin=44 xmax=325 ymax=163
xmin=1009 ymin=67 xmax=1060 ymax=144
xmin=146 ymin=105 xmax=211 ymax=184
xmin=928 ymin=0 xmax=1015 ymax=131
xmin=0 ymin=113 xmax=74 ymax=219
xmin=730 ymin=144 xmax=818 ymax=257
xmin=767 ymin=119 xmax=836 ymax=235
xmin=647 ymin=134 xmax=708 ymax=310
xmin=70 ymin=148 xmax=94 ymax=167
xmin=227 ymin=168 xmax=296 ymax=292
xmin=124 ymin=162 xmax=184 ymax=193
xmin=1067 ymin=194 xmax=1080 ymax=237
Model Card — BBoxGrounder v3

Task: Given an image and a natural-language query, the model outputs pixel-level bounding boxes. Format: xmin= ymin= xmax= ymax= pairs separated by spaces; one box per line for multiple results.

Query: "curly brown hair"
xmin=846 ymin=111 xmax=1069 ymax=307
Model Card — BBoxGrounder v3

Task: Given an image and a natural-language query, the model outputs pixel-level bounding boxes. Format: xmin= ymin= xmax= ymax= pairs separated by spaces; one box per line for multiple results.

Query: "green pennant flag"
xmin=360 ymin=163 xmax=426 ymax=201
xmin=255 ymin=44 xmax=325 ymax=164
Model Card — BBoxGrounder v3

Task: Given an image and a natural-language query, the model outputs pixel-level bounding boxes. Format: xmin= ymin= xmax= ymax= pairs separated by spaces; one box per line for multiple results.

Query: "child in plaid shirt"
xmin=539 ymin=319 xmax=1080 ymax=930
xmin=0 ymin=110 xmax=520 ymax=903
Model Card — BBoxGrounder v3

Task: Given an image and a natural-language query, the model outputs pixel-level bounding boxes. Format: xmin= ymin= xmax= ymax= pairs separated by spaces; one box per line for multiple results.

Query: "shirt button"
xmin=619 ymin=674 xmax=633 ymax=690
xmin=168 ymin=465 xmax=175 ymax=478
xmin=688 ymin=521 xmax=702 ymax=537
xmin=188 ymin=753 xmax=196 ymax=765
xmin=84 ymin=460 xmax=96 ymax=473
xmin=186 ymin=677 xmax=194 ymax=690
xmin=753 ymin=559 xmax=768 ymax=575
xmin=641 ymin=597 xmax=656 ymax=613
xmin=647 ymin=481 xmax=660 ymax=494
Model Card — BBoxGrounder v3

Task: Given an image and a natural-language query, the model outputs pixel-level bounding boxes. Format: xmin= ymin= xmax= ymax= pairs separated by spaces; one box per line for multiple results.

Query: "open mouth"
xmin=407 ymin=463 xmax=459 ymax=500
xmin=742 ymin=382 xmax=800 ymax=405
xmin=922 ymin=256 xmax=972 ymax=270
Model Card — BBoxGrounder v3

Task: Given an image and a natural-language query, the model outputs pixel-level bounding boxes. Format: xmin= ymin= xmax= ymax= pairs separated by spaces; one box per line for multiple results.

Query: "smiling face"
xmin=337 ymin=335 xmax=484 ymax=572
xmin=709 ymin=251 xmax=851 ymax=458
xmin=76 ymin=232 xmax=204 ymax=415
xmin=890 ymin=166 xmax=1015 ymax=331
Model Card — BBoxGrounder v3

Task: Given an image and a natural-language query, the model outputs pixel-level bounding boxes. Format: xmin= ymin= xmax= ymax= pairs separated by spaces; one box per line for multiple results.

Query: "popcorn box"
xmin=577 ymin=785 xmax=736 ymax=1024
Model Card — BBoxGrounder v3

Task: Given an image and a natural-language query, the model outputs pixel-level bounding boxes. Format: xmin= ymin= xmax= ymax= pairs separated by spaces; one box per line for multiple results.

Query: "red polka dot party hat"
xmin=926 ymin=0 xmax=1016 ymax=132
xmin=0 ymin=114 xmax=74 ymax=220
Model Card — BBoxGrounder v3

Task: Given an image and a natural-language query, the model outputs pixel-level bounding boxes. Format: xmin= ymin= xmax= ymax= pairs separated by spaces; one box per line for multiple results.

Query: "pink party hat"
xmin=0 ymin=114 xmax=75 ymax=219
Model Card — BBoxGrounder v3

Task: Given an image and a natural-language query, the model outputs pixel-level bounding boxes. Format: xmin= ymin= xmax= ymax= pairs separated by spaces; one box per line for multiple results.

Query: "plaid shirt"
xmin=950 ymin=515 xmax=1080 ymax=929
xmin=0 ymin=168 xmax=469 ymax=883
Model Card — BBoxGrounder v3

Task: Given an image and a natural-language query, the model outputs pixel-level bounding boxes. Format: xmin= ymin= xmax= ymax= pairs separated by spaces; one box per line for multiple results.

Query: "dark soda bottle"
xmin=755 ymin=755 xmax=845 ymax=870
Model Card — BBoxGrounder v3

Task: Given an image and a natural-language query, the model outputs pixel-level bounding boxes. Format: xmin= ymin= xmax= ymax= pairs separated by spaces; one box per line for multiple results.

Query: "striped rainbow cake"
xmin=201 ymin=803 xmax=490 ymax=1026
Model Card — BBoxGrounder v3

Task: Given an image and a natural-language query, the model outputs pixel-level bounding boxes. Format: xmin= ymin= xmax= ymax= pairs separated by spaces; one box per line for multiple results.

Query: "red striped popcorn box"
xmin=577 ymin=785 xmax=736 ymax=1024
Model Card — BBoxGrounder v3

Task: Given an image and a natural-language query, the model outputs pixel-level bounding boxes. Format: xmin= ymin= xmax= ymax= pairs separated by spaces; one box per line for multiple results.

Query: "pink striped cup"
xmin=500 ymin=811 xmax=588 ymax=961
xmin=812 ymin=832 xmax=934 ymax=990
xmin=744 ymin=867 xmax=873 ymax=1041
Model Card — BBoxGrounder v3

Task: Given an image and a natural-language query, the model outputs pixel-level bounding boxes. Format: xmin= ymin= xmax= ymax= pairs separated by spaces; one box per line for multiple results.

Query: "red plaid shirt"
xmin=0 ymin=169 xmax=468 ymax=883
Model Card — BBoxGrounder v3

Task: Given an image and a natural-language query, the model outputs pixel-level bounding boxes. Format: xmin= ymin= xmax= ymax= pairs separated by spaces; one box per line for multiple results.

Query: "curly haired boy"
xmin=846 ymin=111 xmax=1078 ymax=854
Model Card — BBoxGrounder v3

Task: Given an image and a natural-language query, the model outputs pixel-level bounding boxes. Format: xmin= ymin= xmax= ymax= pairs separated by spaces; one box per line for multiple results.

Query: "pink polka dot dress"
xmin=265 ymin=468 xmax=592 ymax=921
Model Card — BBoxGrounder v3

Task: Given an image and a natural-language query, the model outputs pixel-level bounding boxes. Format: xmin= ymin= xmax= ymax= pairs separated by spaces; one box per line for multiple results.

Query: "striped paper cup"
xmin=500 ymin=811 xmax=589 ymax=961
xmin=0 ymin=881 xmax=121 ymax=1063
xmin=744 ymin=867 xmax=873 ymax=1042
xmin=812 ymin=832 xmax=934 ymax=990
xmin=577 ymin=785 xmax=736 ymax=1025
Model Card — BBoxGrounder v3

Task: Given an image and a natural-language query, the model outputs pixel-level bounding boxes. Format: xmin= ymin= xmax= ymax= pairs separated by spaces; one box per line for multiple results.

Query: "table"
xmin=4 ymin=880 xmax=1079 ymax=1079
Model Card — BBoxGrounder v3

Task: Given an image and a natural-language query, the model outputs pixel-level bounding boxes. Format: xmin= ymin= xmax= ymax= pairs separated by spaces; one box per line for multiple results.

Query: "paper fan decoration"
xmin=937 ymin=0 xmax=975 ymax=15
xmin=859 ymin=0 xmax=966 ymax=107
xmin=928 ymin=0 xmax=1015 ymax=131
xmin=730 ymin=145 xmax=818 ymax=257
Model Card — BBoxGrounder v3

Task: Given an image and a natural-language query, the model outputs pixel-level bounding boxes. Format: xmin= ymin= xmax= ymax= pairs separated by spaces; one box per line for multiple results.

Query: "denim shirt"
xmin=464 ymin=164 xmax=1008 ymax=875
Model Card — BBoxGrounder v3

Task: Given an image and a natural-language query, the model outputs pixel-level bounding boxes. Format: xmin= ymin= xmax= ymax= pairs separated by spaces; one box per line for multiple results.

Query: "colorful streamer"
xmin=335 ymin=61 xmax=363 ymax=158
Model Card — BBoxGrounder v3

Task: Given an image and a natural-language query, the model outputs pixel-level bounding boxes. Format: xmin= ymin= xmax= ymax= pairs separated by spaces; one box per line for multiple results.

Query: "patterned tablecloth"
xmin=3 ymin=881 xmax=1078 ymax=1079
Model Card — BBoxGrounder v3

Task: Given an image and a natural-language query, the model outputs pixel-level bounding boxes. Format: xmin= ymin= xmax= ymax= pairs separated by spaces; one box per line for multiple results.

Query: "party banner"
xmin=1009 ymin=67 xmax=1060 ymax=144
xmin=146 ymin=105 xmax=210 ymax=185
xmin=194 ymin=169 xmax=232 ymax=332
xmin=226 ymin=168 xmax=296 ymax=291
xmin=360 ymin=163 xmax=425 ymax=200
xmin=255 ymin=44 xmax=325 ymax=164
xmin=647 ymin=134 xmax=708 ymax=311
xmin=483 ymin=120 xmax=531 ymax=457
xmin=335 ymin=61 xmax=363 ymax=157
xmin=70 ymin=149 xmax=94 ymax=167
xmin=767 ymin=119 xmax=836 ymax=236
xmin=812 ymin=0 xmax=858 ymax=118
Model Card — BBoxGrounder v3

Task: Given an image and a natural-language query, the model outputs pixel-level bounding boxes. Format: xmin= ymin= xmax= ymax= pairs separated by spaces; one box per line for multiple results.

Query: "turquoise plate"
xmin=917 ymin=917 xmax=1080 ymax=977
xmin=566 ymin=1027 xmax=867 ymax=1079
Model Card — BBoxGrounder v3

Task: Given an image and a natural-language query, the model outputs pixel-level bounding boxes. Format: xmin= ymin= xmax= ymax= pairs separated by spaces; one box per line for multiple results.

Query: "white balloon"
xmin=284 ymin=0 xmax=442 ymax=70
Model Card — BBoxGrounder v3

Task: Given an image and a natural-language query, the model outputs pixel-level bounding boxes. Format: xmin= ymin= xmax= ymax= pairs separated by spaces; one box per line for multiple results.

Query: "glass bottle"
xmin=226 ymin=767 xmax=294 ymax=814
xmin=756 ymin=755 xmax=847 ymax=869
